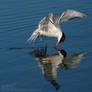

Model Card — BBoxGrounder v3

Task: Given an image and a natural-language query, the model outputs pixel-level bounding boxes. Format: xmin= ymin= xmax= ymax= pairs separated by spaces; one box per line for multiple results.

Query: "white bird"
xmin=30 ymin=47 xmax=86 ymax=90
xmin=28 ymin=9 xmax=86 ymax=47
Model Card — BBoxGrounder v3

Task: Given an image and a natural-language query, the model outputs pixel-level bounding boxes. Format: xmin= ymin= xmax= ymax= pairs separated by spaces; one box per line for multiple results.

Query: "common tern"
xmin=28 ymin=9 xmax=86 ymax=47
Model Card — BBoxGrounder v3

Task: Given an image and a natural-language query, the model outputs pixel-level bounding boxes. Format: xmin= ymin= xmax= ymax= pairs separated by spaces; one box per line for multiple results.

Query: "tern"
xmin=28 ymin=9 xmax=86 ymax=47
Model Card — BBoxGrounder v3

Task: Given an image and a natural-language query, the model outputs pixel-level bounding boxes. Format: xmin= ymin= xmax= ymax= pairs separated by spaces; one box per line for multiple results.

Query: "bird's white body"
xmin=38 ymin=22 xmax=62 ymax=41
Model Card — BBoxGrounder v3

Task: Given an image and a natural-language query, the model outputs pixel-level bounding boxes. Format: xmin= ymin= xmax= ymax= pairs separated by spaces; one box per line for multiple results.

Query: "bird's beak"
xmin=55 ymin=41 xmax=59 ymax=47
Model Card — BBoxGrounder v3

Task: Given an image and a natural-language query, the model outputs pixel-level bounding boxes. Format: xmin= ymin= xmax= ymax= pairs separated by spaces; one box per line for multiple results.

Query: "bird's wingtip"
xmin=83 ymin=13 xmax=87 ymax=17
xmin=27 ymin=38 xmax=32 ymax=43
xmin=27 ymin=38 xmax=30 ymax=42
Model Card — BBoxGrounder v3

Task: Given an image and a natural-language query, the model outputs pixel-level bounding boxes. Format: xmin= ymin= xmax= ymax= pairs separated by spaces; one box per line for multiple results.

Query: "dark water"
xmin=0 ymin=0 xmax=92 ymax=92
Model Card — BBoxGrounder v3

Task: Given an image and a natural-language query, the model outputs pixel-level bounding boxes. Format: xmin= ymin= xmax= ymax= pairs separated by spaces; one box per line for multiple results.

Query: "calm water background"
xmin=0 ymin=0 xmax=92 ymax=92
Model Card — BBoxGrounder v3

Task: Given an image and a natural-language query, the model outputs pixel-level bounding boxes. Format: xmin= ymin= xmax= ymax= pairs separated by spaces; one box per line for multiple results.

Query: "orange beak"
xmin=55 ymin=41 xmax=59 ymax=47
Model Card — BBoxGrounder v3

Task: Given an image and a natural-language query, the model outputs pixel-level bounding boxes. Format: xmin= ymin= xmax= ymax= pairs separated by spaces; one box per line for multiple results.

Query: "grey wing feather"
xmin=60 ymin=9 xmax=86 ymax=22
xmin=54 ymin=9 xmax=86 ymax=26
xmin=27 ymin=30 xmax=40 ymax=42
xmin=38 ymin=12 xmax=54 ymax=31
xmin=62 ymin=52 xmax=87 ymax=69
xmin=38 ymin=16 xmax=49 ymax=31
xmin=39 ymin=17 xmax=48 ymax=27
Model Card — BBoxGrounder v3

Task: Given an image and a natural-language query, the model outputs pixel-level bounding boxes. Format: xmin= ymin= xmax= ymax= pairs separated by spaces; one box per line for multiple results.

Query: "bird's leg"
xmin=37 ymin=34 xmax=41 ymax=38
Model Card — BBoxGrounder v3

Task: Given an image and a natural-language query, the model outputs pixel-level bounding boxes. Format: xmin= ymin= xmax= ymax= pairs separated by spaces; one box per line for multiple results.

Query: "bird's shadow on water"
xmin=29 ymin=46 xmax=87 ymax=90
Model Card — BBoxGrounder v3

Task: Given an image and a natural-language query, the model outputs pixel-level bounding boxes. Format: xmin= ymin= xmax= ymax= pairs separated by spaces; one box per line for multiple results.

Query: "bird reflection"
xmin=30 ymin=47 xmax=86 ymax=90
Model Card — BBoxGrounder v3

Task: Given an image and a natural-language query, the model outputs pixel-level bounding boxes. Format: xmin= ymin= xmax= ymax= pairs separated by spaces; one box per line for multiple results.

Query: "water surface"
xmin=0 ymin=0 xmax=92 ymax=92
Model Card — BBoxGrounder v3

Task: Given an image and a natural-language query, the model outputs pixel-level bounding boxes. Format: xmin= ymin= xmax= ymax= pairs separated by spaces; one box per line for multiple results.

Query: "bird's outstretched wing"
xmin=38 ymin=13 xmax=54 ymax=30
xmin=27 ymin=13 xmax=54 ymax=42
xmin=27 ymin=30 xmax=40 ymax=42
xmin=38 ymin=17 xmax=48 ymax=28
xmin=61 ymin=51 xmax=87 ymax=69
xmin=54 ymin=9 xmax=86 ymax=26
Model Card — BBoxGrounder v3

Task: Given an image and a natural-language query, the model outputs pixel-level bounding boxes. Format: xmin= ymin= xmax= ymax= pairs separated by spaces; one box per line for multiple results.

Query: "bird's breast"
xmin=40 ymin=26 xmax=62 ymax=38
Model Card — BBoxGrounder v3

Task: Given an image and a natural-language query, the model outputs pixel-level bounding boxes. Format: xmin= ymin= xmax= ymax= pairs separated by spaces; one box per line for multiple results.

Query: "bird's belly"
xmin=41 ymin=28 xmax=61 ymax=38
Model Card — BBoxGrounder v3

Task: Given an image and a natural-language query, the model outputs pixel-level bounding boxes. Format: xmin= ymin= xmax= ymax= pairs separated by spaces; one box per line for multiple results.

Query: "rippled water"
xmin=0 ymin=0 xmax=92 ymax=92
